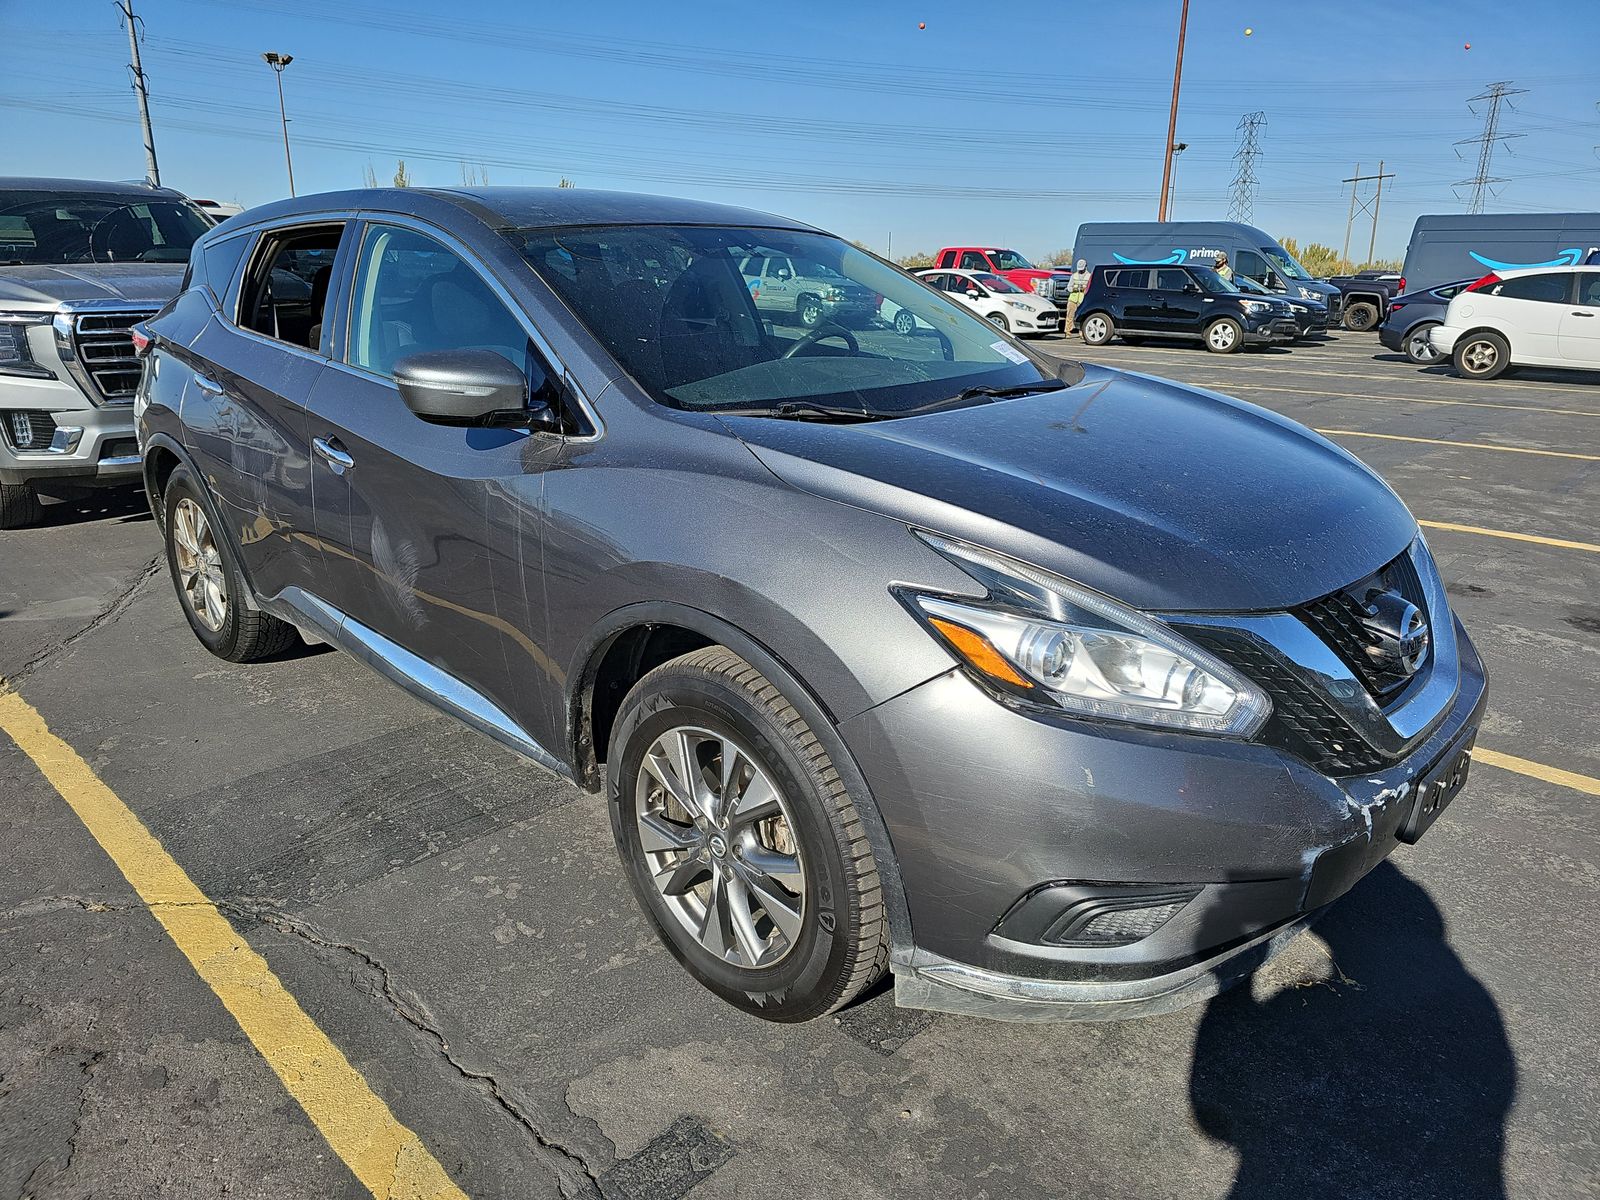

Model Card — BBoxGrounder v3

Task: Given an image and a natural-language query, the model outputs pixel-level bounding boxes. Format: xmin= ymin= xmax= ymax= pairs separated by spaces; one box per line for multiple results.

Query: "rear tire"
xmin=1080 ymin=313 xmax=1114 ymax=346
xmin=1452 ymin=330 xmax=1510 ymax=380
xmin=162 ymin=465 xmax=299 ymax=662
xmin=1204 ymin=317 xmax=1244 ymax=354
xmin=608 ymin=646 xmax=888 ymax=1022
xmin=0 ymin=480 xmax=43 ymax=529
xmin=1343 ymin=301 xmax=1379 ymax=331
xmin=1404 ymin=322 xmax=1443 ymax=365
xmin=893 ymin=309 xmax=916 ymax=336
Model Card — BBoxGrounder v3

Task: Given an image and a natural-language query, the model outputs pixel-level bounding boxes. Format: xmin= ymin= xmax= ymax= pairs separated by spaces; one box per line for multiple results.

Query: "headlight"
xmin=1030 ymin=278 xmax=1049 ymax=295
xmin=900 ymin=534 xmax=1270 ymax=736
xmin=1004 ymin=299 xmax=1029 ymax=309
xmin=1240 ymin=299 xmax=1270 ymax=314
xmin=1298 ymin=287 xmax=1318 ymax=300
xmin=1291 ymin=303 xmax=1307 ymax=313
xmin=0 ymin=317 xmax=54 ymax=379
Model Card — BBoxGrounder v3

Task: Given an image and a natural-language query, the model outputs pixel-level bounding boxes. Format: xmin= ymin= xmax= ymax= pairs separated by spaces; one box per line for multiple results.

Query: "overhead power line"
xmin=1455 ymin=81 xmax=1528 ymax=214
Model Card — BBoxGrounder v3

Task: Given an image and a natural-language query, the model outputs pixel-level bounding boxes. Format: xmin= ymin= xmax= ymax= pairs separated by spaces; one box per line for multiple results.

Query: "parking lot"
xmin=2 ymin=330 xmax=1597 ymax=1199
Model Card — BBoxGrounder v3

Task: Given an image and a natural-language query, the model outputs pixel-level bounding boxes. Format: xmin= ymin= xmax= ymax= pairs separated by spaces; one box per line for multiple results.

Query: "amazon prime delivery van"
xmin=1072 ymin=221 xmax=1342 ymax=316
xmin=1400 ymin=213 xmax=1600 ymax=292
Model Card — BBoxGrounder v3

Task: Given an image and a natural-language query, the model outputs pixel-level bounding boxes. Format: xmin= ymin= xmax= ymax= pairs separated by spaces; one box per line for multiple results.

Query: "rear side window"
xmin=237 ymin=224 xmax=346 ymax=351
xmin=1489 ymin=273 xmax=1571 ymax=303
xmin=200 ymin=233 xmax=252 ymax=303
xmin=1111 ymin=269 xmax=1149 ymax=290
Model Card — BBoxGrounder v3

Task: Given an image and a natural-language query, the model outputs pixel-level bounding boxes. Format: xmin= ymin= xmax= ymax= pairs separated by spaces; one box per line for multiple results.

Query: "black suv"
xmin=1078 ymin=264 xmax=1299 ymax=354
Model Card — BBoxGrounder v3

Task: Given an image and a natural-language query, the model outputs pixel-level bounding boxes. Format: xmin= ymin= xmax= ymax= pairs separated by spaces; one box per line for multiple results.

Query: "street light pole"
xmin=1157 ymin=0 xmax=1191 ymax=221
xmin=262 ymin=52 xmax=296 ymax=197
xmin=1166 ymin=142 xmax=1189 ymax=219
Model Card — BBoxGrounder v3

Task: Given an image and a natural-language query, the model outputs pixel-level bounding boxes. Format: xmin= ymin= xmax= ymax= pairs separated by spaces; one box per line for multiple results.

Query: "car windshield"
xmin=1260 ymin=245 xmax=1313 ymax=282
xmin=987 ymin=249 xmax=1033 ymax=271
xmin=0 ymin=192 xmax=212 ymax=265
xmin=1193 ymin=265 xmax=1240 ymax=295
xmin=519 ymin=225 xmax=1058 ymax=416
xmin=973 ymin=272 xmax=1025 ymax=294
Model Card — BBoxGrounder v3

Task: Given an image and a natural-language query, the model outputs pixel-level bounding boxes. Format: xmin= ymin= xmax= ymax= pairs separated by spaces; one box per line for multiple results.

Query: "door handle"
xmin=313 ymin=436 xmax=354 ymax=471
xmin=194 ymin=374 xmax=225 ymax=396
xmin=1571 ymin=311 xmax=1595 ymax=318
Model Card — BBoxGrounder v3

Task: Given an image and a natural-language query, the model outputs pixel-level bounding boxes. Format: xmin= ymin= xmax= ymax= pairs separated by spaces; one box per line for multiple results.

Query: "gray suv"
xmin=136 ymin=188 xmax=1486 ymax=1023
xmin=1 ymin=178 xmax=210 ymax=526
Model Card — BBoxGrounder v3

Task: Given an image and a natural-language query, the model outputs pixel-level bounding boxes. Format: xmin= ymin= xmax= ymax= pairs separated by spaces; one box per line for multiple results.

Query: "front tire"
xmin=893 ymin=309 xmax=916 ymax=336
xmin=0 ymin=480 xmax=43 ymax=529
xmin=1205 ymin=317 xmax=1244 ymax=354
xmin=608 ymin=647 xmax=888 ymax=1022
xmin=1080 ymin=312 xmax=1114 ymax=346
xmin=798 ymin=296 xmax=824 ymax=328
xmin=1452 ymin=330 xmax=1511 ymax=380
xmin=1344 ymin=301 xmax=1380 ymax=331
xmin=162 ymin=465 xmax=298 ymax=662
xmin=1404 ymin=322 xmax=1442 ymax=364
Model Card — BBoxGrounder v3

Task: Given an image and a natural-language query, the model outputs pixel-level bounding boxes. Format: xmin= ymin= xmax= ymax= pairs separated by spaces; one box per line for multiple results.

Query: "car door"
xmin=301 ymin=218 xmax=566 ymax=734
xmin=1558 ymin=271 xmax=1600 ymax=364
xmin=1154 ymin=268 xmax=1204 ymax=333
xmin=1111 ymin=269 xmax=1160 ymax=330
xmin=184 ymin=219 xmax=350 ymax=603
xmin=761 ymin=256 xmax=796 ymax=323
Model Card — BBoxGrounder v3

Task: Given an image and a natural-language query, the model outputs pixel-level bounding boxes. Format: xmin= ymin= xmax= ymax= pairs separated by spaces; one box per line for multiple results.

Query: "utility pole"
xmin=1455 ymin=81 xmax=1527 ymax=214
xmin=115 ymin=0 xmax=160 ymax=187
xmin=1156 ymin=0 xmax=1190 ymax=221
xmin=1340 ymin=162 xmax=1394 ymax=269
xmin=1227 ymin=112 xmax=1267 ymax=224
xmin=262 ymin=52 xmax=296 ymax=197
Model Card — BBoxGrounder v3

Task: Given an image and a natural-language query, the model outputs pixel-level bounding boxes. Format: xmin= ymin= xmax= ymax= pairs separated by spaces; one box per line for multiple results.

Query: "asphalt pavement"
xmin=2 ymin=331 xmax=1596 ymax=1199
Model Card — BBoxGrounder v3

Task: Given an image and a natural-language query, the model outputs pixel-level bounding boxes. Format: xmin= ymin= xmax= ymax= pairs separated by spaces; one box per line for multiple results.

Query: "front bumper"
xmin=0 ymin=400 xmax=140 ymax=488
xmin=842 ymin=615 xmax=1487 ymax=1022
xmin=1011 ymin=309 xmax=1061 ymax=333
xmin=1244 ymin=316 xmax=1300 ymax=343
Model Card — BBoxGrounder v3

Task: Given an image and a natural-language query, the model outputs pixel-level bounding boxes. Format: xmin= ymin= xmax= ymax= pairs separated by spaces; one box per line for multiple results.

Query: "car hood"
xmin=725 ymin=365 xmax=1417 ymax=613
xmin=0 ymin=264 xmax=187 ymax=308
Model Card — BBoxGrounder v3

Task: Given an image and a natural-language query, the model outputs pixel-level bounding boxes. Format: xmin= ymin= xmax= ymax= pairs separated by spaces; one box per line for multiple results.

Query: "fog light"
xmin=7 ymin=410 xmax=52 ymax=451
xmin=1039 ymin=886 xmax=1201 ymax=947
xmin=1058 ymin=901 xmax=1191 ymax=946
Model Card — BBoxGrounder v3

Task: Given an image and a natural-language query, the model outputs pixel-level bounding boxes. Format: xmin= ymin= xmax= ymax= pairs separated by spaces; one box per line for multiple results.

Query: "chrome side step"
xmin=265 ymin=587 xmax=572 ymax=781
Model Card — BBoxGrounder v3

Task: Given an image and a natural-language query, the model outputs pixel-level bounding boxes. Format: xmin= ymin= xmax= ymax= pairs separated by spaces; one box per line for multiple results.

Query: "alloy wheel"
xmin=635 ymin=725 xmax=806 ymax=970
xmin=894 ymin=310 xmax=915 ymax=336
xmin=1083 ymin=316 xmax=1109 ymax=343
xmin=171 ymin=497 xmax=228 ymax=632
xmin=1462 ymin=339 xmax=1499 ymax=374
xmin=1208 ymin=322 xmax=1237 ymax=350
xmin=1406 ymin=327 xmax=1441 ymax=363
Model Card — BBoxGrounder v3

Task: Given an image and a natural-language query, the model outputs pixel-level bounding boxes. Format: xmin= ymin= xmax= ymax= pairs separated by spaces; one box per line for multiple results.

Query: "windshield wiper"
xmin=951 ymin=380 xmax=1068 ymax=402
xmin=705 ymin=401 xmax=879 ymax=423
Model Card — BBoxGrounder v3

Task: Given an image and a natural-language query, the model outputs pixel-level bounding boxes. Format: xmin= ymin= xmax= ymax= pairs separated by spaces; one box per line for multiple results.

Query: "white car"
xmin=881 ymin=269 xmax=1060 ymax=337
xmin=1431 ymin=266 xmax=1600 ymax=380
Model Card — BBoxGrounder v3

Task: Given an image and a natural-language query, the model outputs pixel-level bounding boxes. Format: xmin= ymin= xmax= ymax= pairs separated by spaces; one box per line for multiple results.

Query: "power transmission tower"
xmin=1340 ymin=162 xmax=1394 ymax=269
xmin=1454 ymin=81 xmax=1527 ymax=214
xmin=1228 ymin=111 xmax=1266 ymax=223
xmin=115 ymin=0 xmax=160 ymax=187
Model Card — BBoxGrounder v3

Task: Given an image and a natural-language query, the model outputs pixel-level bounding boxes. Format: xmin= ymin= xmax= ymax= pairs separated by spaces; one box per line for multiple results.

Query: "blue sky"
xmin=5 ymin=0 xmax=1598 ymax=261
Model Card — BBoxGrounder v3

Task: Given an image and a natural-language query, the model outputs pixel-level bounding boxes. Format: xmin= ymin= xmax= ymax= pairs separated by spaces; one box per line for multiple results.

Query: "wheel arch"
xmin=141 ymin=434 xmax=264 ymax=608
xmin=571 ymin=600 xmax=914 ymax=957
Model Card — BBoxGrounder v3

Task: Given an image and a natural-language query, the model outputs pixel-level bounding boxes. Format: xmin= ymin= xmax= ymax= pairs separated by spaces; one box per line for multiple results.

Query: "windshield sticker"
xmin=991 ymin=340 xmax=1029 ymax=364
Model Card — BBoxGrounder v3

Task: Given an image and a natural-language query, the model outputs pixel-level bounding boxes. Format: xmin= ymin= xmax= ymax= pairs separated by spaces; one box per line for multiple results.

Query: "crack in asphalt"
xmin=6 ymin=554 xmax=161 ymax=687
xmin=5 ymin=891 xmax=605 ymax=1197
xmin=229 ymin=903 xmax=606 ymax=1200
xmin=20 ymin=1048 xmax=104 ymax=1195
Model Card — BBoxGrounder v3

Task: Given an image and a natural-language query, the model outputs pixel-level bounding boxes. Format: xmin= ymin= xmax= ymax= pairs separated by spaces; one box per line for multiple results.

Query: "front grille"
xmin=70 ymin=310 xmax=156 ymax=404
xmin=3 ymin=410 xmax=56 ymax=452
xmin=1296 ymin=551 xmax=1426 ymax=698
xmin=1183 ymin=626 xmax=1390 ymax=776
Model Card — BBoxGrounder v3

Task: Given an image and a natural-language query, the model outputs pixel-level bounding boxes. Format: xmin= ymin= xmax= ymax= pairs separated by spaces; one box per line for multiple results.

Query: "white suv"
xmin=1431 ymin=266 xmax=1600 ymax=380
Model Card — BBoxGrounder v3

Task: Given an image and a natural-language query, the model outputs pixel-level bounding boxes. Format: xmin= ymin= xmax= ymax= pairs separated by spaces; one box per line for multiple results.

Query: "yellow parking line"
xmin=1474 ymin=748 xmax=1600 ymax=797
xmin=1418 ymin=519 xmax=1600 ymax=553
xmin=0 ymin=687 xmax=468 ymax=1200
xmin=1207 ymin=381 xmax=1600 ymax=418
xmin=1314 ymin=428 xmax=1600 ymax=461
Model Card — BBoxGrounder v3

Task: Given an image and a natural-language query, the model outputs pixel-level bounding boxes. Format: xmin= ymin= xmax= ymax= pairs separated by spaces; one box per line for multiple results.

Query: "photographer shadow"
xmin=1188 ymin=862 xmax=1515 ymax=1199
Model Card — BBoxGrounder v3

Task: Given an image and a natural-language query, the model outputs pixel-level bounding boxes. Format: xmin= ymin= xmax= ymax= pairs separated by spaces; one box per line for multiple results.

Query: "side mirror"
xmin=394 ymin=349 xmax=552 ymax=428
xmin=966 ymin=288 xmax=982 ymax=299
xmin=776 ymin=268 xmax=792 ymax=280
xmin=1183 ymin=282 xmax=1202 ymax=294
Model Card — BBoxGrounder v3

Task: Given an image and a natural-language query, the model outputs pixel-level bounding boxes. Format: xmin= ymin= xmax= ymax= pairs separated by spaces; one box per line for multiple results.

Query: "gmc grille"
xmin=70 ymin=309 xmax=156 ymax=404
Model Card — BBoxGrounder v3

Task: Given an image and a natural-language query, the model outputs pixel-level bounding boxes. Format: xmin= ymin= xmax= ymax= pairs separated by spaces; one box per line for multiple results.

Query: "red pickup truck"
xmin=934 ymin=247 xmax=1072 ymax=303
